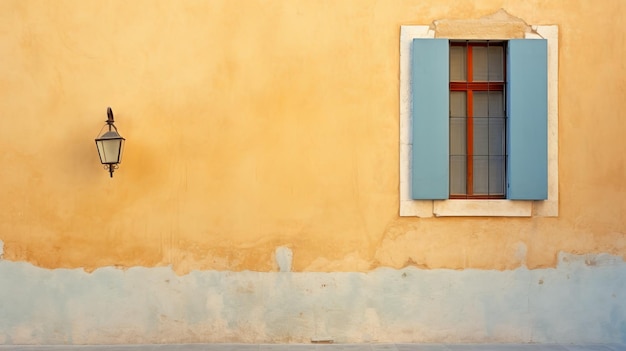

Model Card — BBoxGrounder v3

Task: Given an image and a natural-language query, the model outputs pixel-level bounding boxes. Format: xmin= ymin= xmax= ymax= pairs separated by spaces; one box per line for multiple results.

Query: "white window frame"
xmin=399 ymin=25 xmax=559 ymax=217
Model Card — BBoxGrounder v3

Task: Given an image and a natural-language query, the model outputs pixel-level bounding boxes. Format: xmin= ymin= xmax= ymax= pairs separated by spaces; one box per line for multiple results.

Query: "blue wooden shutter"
xmin=411 ymin=39 xmax=449 ymax=200
xmin=507 ymin=39 xmax=548 ymax=200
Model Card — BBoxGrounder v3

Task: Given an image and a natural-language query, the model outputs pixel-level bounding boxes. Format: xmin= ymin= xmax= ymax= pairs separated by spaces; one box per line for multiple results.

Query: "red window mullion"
xmin=450 ymin=82 xmax=504 ymax=90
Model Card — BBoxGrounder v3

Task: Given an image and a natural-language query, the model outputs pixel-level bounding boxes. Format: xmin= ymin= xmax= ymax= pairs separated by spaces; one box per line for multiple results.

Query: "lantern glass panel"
xmin=96 ymin=132 xmax=124 ymax=164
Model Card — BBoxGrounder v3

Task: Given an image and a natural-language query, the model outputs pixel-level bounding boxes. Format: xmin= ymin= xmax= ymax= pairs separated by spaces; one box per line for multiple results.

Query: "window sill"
xmin=433 ymin=199 xmax=532 ymax=217
xmin=400 ymin=199 xmax=533 ymax=217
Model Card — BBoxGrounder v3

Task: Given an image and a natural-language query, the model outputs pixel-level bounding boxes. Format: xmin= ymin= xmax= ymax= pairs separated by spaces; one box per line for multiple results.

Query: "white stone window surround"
xmin=399 ymin=24 xmax=559 ymax=217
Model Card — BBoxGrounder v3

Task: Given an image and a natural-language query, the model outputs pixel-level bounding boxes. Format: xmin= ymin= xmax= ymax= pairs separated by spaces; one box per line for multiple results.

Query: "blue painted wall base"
xmin=0 ymin=253 xmax=624 ymax=345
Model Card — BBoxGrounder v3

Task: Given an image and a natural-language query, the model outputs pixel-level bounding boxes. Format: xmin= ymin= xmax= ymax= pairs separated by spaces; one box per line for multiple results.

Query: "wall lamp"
xmin=95 ymin=107 xmax=125 ymax=177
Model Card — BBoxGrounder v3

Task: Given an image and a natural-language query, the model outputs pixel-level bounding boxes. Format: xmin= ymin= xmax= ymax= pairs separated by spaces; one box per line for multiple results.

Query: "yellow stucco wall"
xmin=0 ymin=0 xmax=624 ymax=274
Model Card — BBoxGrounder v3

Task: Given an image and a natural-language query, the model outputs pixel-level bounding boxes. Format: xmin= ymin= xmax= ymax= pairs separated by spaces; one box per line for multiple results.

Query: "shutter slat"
xmin=411 ymin=39 xmax=449 ymax=200
xmin=507 ymin=39 xmax=548 ymax=200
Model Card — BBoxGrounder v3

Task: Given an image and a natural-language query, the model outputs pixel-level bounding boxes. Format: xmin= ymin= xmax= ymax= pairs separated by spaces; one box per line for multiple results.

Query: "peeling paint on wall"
xmin=275 ymin=246 xmax=293 ymax=272
xmin=1 ymin=252 xmax=625 ymax=345
xmin=433 ymin=9 xmax=533 ymax=39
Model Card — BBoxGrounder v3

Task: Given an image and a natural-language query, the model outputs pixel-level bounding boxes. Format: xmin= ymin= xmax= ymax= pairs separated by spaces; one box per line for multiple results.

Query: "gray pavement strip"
xmin=0 ymin=344 xmax=624 ymax=351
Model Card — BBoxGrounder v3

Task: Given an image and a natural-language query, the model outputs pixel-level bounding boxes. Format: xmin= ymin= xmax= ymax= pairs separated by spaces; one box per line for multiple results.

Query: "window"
xmin=399 ymin=25 xmax=559 ymax=217
xmin=449 ymin=41 xmax=507 ymax=199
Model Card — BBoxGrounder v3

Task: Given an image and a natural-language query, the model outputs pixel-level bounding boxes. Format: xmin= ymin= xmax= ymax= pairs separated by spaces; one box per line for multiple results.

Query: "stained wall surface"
xmin=0 ymin=0 xmax=625 ymax=345
xmin=1 ymin=252 xmax=625 ymax=344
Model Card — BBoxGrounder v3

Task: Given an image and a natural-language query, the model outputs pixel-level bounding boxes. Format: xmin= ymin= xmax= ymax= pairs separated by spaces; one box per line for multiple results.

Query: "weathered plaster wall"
xmin=1 ymin=250 xmax=625 ymax=344
xmin=0 ymin=0 xmax=625 ymax=273
xmin=0 ymin=0 xmax=626 ymax=344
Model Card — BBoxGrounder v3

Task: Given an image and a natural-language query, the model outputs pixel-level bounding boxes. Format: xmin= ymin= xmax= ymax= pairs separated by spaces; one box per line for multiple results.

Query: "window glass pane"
xmin=473 ymin=45 xmax=504 ymax=82
xmin=450 ymin=117 xmax=466 ymax=156
xmin=488 ymin=46 xmax=504 ymax=81
xmin=450 ymin=46 xmax=466 ymax=81
xmin=489 ymin=92 xmax=505 ymax=155
xmin=473 ymin=91 xmax=489 ymax=117
xmin=473 ymin=156 xmax=489 ymax=195
xmin=450 ymin=92 xmax=467 ymax=155
xmin=489 ymin=117 xmax=506 ymax=155
xmin=474 ymin=91 xmax=505 ymax=157
xmin=473 ymin=46 xmax=488 ymax=81
xmin=475 ymin=91 xmax=504 ymax=117
xmin=474 ymin=118 xmax=488 ymax=156
xmin=488 ymin=91 xmax=504 ymax=117
xmin=450 ymin=91 xmax=466 ymax=117
xmin=450 ymin=155 xmax=466 ymax=195
xmin=450 ymin=91 xmax=467 ymax=195
xmin=489 ymin=156 xmax=506 ymax=195
xmin=475 ymin=90 xmax=505 ymax=195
